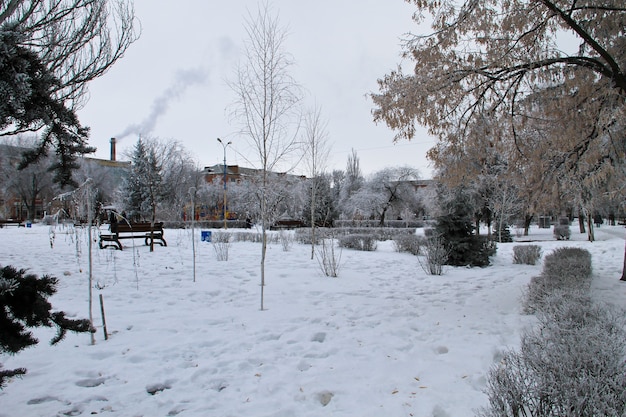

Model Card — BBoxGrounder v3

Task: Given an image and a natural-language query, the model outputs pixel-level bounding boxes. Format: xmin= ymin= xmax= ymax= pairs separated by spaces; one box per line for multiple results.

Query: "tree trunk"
xmin=586 ymin=213 xmax=595 ymax=242
xmin=379 ymin=208 xmax=387 ymax=227
xmin=310 ymin=181 xmax=316 ymax=260
xmin=523 ymin=214 xmax=533 ymax=236
xmin=578 ymin=210 xmax=586 ymax=233
xmin=260 ymin=181 xmax=267 ymax=311
xmin=620 ymin=240 xmax=626 ymax=281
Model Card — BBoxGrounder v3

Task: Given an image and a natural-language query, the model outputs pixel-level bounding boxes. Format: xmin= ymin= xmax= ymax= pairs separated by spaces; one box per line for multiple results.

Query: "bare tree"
xmin=228 ymin=2 xmax=302 ymax=310
xmin=1 ymin=137 xmax=57 ymax=221
xmin=302 ymin=105 xmax=331 ymax=259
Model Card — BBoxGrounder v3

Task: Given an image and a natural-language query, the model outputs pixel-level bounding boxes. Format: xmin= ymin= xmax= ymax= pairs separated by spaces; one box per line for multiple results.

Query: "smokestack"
xmin=110 ymin=138 xmax=116 ymax=161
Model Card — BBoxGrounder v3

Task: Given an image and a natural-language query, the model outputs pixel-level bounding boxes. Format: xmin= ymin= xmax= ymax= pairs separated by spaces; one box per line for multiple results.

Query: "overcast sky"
xmin=77 ymin=0 xmax=436 ymax=178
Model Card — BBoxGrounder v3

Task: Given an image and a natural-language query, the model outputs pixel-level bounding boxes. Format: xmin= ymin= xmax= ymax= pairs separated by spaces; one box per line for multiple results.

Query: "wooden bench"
xmin=99 ymin=222 xmax=167 ymax=250
xmin=0 ymin=219 xmax=25 ymax=228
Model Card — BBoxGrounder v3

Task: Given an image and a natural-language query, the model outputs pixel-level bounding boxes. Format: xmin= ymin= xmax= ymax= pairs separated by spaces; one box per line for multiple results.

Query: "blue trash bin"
xmin=201 ymin=230 xmax=212 ymax=242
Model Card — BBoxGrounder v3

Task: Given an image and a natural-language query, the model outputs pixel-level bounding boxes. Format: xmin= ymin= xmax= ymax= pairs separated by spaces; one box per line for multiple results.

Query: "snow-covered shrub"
xmin=523 ymin=247 xmax=591 ymax=314
xmin=393 ymin=234 xmax=424 ymax=255
xmin=478 ymin=295 xmax=626 ymax=417
xmin=294 ymin=228 xmax=316 ymax=245
xmin=211 ymin=232 xmax=231 ymax=261
xmin=334 ymin=219 xmax=424 ymax=228
xmin=543 ymin=247 xmax=592 ymax=281
xmin=331 ymin=227 xmax=415 ymax=241
xmin=231 ymin=232 xmax=280 ymax=244
xmin=316 ymin=238 xmax=341 ymax=277
xmin=279 ymin=230 xmax=293 ymax=252
xmin=338 ymin=234 xmax=377 ymax=251
xmin=512 ymin=245 xmax=542 ymax=265
xmin=418 ymin=235 xmax=448 ymax=275
xmin=553 ymin=224 xmax=570 ymax=240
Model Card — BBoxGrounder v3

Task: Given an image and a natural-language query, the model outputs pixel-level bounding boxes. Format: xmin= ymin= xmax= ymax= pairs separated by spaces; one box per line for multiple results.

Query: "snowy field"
xmin=1 ymin=223 xmax=625 ymax=417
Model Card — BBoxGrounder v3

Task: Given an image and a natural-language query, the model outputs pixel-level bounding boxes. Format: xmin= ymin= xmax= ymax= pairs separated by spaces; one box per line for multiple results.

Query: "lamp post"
xmin=217 ymin=138 xmax=232 ymax=229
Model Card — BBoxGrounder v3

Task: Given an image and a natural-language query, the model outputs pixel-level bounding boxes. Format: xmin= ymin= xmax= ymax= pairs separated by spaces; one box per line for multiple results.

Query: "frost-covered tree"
xmin=123 ymin=138 xmax=164 ymax=225
xmin=371 ymin=0 xmax=625 ymax=278
xmin=347 ymin=166 xmax=420 ymax=226
xmin=339 ymin=149 xmax=364 ymax=212
xmin=0 ymin=265 xmax=93 ymax=388
xmin=229 ymin=173 xmax=306 ymax=228
xmin=149 ymin=139 xmax=199 ymax=221
xmin=302 ymin=106 xmax=331 ymax=258
xmin=0 ymin=138 xmax=57 ymax=221
xmin=0 ymin=27 xmax=92 ymax=187
xmin=228 ymin=2 xmax=303 ymax=310
xmin=0 ymin=1 xmax=138 ymax=186
xmin=302 ymin=174 xmax=336 ymax=228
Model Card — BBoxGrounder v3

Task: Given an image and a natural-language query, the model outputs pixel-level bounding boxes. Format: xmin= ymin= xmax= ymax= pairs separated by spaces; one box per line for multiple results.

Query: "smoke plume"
xmin=115 ymin=67 xmax=208 ymax=140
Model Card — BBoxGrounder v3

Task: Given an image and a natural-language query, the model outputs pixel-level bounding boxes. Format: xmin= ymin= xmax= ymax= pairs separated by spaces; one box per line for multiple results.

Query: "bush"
xmin=338 ymin=234 xmax=377 ymax=251
xmin=491 ymin=225 xmax=513 ymax=243
xmin=334 ymin=219 xmax=424 ymax=228
xmin=393 ymin=234 xmax=424 ymax=255
xmin=553 ymin=224 xmax=571 ymax=240
xmin=444 ymin=236 xmax=496 ymax=267
xmin=478 ymin=295 xmax=626 ymax=417
xmin=418 ymin=235 xmax=449 ymax=275
xmin=543 ymin=247 xmax=592 ymax=281
xmin=279 ymin=230 xmax=294 ymax=252
xmin=512 ymin=245 xmax=542 ymax=265
xmin=295 ymin=227 xmax=414 ymax=244
xmin=211 ymin=232 xmax=231 ymax=261
xmin=316 ymin=237 xmax=342 ymax=277
xmin=523 ymin=247 xmax=592 ymax=315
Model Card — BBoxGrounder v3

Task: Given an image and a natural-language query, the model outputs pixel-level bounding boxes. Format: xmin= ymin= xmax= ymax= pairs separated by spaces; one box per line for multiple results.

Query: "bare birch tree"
xmin=229 ymin=3 xmax=302 ymax=310
xmin=302 ymin=106 xmax=331 ymax=259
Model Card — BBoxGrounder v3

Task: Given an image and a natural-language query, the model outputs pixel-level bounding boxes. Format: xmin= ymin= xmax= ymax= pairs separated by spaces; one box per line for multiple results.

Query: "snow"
xmin=1 ymin=223 xmax=625 ymax=416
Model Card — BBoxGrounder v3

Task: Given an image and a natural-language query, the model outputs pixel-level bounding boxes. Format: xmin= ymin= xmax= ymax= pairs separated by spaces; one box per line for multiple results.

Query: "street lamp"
xmin=217 ymin=138 xmax=232 ymax=229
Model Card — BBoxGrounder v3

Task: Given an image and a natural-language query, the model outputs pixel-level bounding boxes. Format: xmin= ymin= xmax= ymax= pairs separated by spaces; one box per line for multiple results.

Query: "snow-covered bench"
xmin=99 ymin=222 xmax=167 ymax=250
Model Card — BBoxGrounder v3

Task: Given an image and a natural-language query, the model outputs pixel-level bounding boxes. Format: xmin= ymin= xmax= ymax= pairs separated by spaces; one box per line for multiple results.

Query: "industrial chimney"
xmin=110 ymin=138 xmax=116 ymax=161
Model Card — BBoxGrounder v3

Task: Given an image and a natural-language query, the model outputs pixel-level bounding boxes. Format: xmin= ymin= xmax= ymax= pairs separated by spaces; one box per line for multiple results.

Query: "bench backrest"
xmin=112 ymin=222 xmax=163 ymax=233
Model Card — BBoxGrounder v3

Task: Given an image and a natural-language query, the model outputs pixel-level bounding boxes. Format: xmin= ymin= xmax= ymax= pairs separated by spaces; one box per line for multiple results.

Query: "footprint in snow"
xmin=311 ymin=332 xmax=326 ymax=343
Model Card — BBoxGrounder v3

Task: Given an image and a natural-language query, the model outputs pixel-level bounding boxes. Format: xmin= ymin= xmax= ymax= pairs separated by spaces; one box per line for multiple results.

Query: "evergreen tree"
xmin=123 ymin=139 xmax=164 ymax=223
xmin=0 ymin=265 xmax=93 ymax=388
xmin=435 ymin=187 xmax=496 ymax=267
xmin=141 ymin=146 xmax=164 ymax=224
xmin=0 ymin=25 xmax=93 ymax=187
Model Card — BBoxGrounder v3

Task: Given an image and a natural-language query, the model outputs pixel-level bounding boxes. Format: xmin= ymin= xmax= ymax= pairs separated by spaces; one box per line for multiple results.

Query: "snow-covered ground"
xmin=1 ymin=223 xmax=624 ymax=417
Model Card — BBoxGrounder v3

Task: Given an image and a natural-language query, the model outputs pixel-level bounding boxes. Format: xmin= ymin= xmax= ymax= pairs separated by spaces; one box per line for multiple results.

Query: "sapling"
xmin=418 ymin=234 xmax=449 ymax=276
xmin=316 ymin=233 xmax=341 ymax=277
xmin=212 ymin=232 xmax=232 ymax=261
